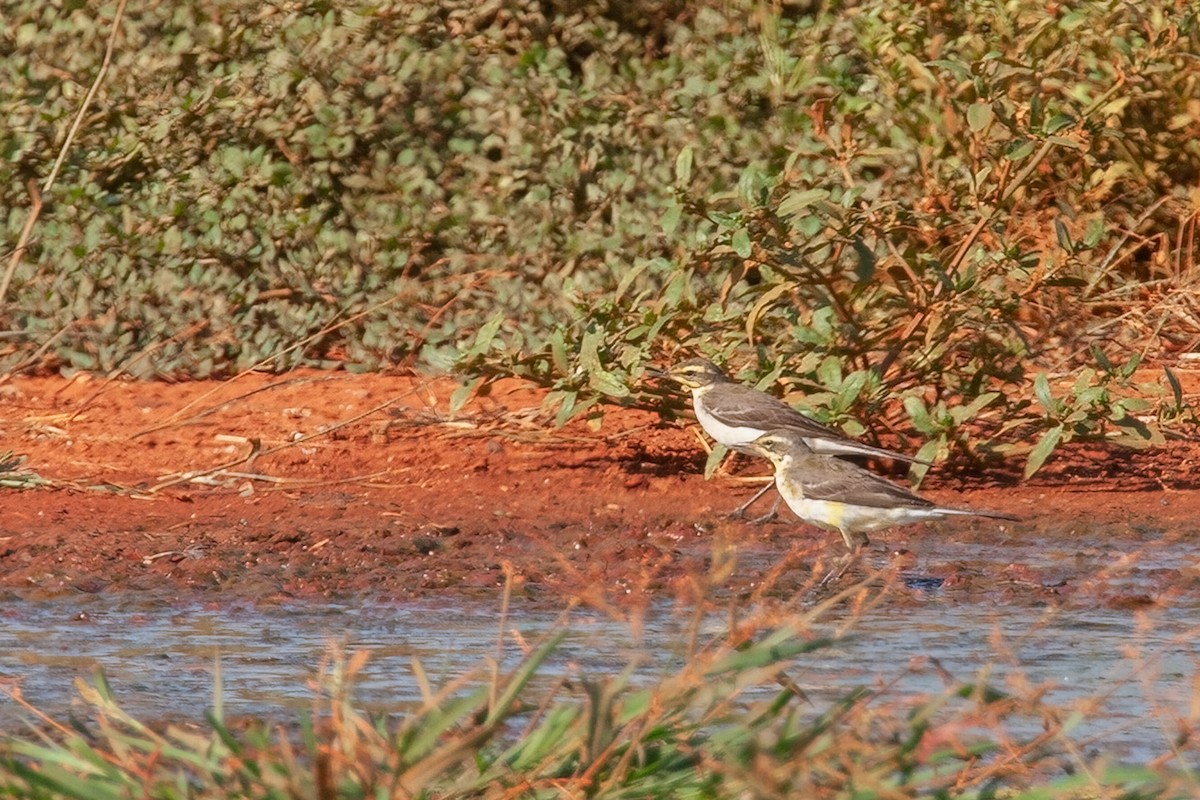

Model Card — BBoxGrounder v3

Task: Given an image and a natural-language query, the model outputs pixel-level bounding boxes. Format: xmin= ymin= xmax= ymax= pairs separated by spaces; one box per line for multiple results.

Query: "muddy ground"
xmin=1 ymin=369 xmax=1198 ymax=608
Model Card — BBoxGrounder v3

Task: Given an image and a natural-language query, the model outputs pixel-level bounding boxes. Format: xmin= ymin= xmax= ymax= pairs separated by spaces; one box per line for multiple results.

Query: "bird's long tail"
xmin=814 ymin=439 xmax=936 ymax=468
xmin=938 ymin=507 xmax=1020 ymax=522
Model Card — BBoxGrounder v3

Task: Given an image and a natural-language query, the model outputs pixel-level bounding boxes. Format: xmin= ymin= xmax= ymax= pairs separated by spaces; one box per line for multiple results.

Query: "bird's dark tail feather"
xmin=817 ymin=439 xmax=936 ymax=468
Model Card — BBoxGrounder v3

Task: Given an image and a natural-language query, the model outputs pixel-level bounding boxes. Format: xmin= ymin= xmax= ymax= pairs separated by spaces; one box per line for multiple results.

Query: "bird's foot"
xmin=728 ymin=491 xmax=781 ymax=525
xmin=817 ymin=546 xmax=865 ymax=588
xmin=726 ymin=505 xmax=779 ymax=524
xmin=748 ymin=508 xmax=779 ymax=525
xmin=727 ymin=480 xmax=773 ymax=516
xmin=726 ymin=505 xmax=751 ymax=521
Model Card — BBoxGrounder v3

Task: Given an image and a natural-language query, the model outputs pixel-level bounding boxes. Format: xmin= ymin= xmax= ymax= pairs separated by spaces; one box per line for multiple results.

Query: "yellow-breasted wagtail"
xmin=746 ymin=429 xmax=1017 ymax=551
xmin=651 ymin=357 xmax=929 ymax=518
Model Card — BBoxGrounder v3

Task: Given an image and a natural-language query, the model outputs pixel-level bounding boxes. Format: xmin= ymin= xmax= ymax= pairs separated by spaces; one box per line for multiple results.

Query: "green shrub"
xmin=2 ymin=0 xmax=1195 ymax=471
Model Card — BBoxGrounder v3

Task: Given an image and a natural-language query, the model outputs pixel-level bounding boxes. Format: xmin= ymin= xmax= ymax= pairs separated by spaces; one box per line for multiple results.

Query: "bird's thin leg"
xmin=728 ymin=481 xmax=775 ymax=521
xmin=747 ymin=494 xmax=782 ymax=525
xmin=818 ymin=545 xmax=864 ymax=587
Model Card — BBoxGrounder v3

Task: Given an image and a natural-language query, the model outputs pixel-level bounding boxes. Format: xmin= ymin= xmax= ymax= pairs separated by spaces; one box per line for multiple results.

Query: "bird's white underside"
xmin=692 ymin=401 xmax=764 ymax=449
xmin=691 ymin=388 xmax=865 ymax=455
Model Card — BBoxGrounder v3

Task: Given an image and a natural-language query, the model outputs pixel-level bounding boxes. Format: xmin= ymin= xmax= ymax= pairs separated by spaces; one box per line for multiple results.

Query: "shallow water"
xmin=1 ymin=579 xmax=1197 ymax=764
xmin=2 ymin=525 xmax=1200 ymax=762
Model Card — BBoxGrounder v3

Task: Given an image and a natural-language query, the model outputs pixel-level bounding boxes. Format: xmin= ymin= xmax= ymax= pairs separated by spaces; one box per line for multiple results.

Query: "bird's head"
xmin=649 ymin=357 xmax=728 ymax=390
xmin=746 ymin=429 xmax=814 ymax=465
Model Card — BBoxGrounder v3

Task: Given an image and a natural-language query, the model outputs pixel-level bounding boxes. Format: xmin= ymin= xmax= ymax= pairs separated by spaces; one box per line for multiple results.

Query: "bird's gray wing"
xmin=713 ymin=385 xmax=930 ymax=465
xmin=707 ymin=384 xmax=844 ymax=435
xmin=792 ymin=457 xmax=936 ymax=511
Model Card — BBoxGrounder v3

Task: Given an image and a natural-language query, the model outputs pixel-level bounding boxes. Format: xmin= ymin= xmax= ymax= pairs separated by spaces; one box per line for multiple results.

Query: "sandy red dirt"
xmin=1 ymin=369 xmax=1198 ymax=607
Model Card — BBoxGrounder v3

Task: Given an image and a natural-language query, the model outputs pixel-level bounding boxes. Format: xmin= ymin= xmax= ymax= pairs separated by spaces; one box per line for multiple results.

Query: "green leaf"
xmin=449 ymin=377 xmax=483 ymax=414
xmin=955 ymin=392 xmax=1001 ymax=423
xmin=1075 ymin=367 xmax=1098 ymax=392
xmin=460 ymin=313 xmax=505 ymax=361
xmin=744 ymin=282 xmax=792 ymax=343
xmin=1043 ymin=113 xmax=1076 ymax=134
xmin=1115 ymin=396 xmax=1152 ymax=413
xmin=841 ymin=419 xmax=865 ymax=437
xmin=966 ymin=102 xmax=993 ymax=132
xmin=793 ymin=214 xmax=823 ymax=236
xmin=1005 ymin=139 xmax=1036 ymax=161
xmin=1073 ymin=386 xmax=1106 ymax=407
xmin=738 ymin=166 xmax=770 ymax=206
xmin=706 ymin=631 xmax=835 ymax=675
xmin=614 ymin=260 xmax=651 ymax=302
xmin=703 ymin=443 xmax=728 ymax=480
xmin=554 ymin=390 xmax=577 ymax=427
xmin=1063 ymin=409 xmax=1089 ymax=424
xmin=588 ymin=368 xmax=630 ymax=398
xmin=1118 ymin=352 xmax=1142 ymax=379
xmin=660 ymin=201 xmax=683 ymax=235
xmin=579 ymin=327 xmax=604 ymax=373
xmin=1059 ymin=9 xmax=1089 ymax=29
xmin=1033 ymin=372 xmax=1054 ymax=413
xmin=1047 ymin=134 xmax=1085 ymax=151
xmin=776 ymin=188 xmax=829 ymax=220
xmin=501 ymin=705 xmax=581 ymax=771
xmin=674 ymin=145 xmax=693 ymax=185
xmin=548 ymin=330 xmax=569 ymax=375
xmin=1109 ymin=415 xmax=1164 ymax=446
xmin=909 ymin=438 xmax=942 ymax=486
xmin=731 ymin=228 xmax=752 ymax=258
xmin=851 ymin=238 xmax=876 ymax=282
xmin=1024 ymin=424 xmax=1064 ymax=478
xmin=904 ymin=396 xmax=935 ymax=434
xmin=815 ymin=356 xmax=843 ymax=390
xmin=220 ymin=146 xmax=246 ymax=178
xmin=834 ymin=370 xmax=868 ymax=409
xmin=927 ymin=59 xmax=971 ymax=80
xmin=1164 ymin=365 xmax=1184 ymax=409
xmin=1090 ymin=345 xmax=1114 ymax=372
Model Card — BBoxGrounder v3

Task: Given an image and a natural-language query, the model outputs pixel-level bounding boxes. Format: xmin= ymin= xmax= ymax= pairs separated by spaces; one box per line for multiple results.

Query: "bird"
xmin=745 ymin=428 xmax=1017 ymax=557
xmin=651 ymin=357 xmax=929 ymax=519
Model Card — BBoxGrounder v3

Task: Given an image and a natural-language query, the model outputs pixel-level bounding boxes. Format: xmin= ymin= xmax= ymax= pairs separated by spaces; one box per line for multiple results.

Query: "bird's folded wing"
xmin=707 ymin=385 xmax=838 ymax=434
xmin=798 ymin=467 xmax=935 ymax=511
xmin=711 ymin=386 xmax=930 ymax=466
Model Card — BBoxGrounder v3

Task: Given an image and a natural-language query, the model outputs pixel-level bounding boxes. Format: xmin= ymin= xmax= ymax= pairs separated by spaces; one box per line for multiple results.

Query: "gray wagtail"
xmin=746 ymin=429 xmax=1017 ymax=551
xmin=652 ymin=357 xmax=929 ymax=518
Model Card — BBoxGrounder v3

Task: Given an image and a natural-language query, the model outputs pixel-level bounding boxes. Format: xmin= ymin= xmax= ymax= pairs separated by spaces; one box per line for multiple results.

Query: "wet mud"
xmin=1 ymin=369 xmax=1198 ymax=609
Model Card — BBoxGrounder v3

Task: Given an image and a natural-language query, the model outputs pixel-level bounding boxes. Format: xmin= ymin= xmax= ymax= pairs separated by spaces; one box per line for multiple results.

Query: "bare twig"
xmin=0 ymin=181 xmax=42 ymax=306
xmin=128 ymin=376 xmax=327 ymax=439
xmin=1082 ymin=196 xmax=1172 ymax=300
xmin=66 ymin=319 xmax=209 ymax=423
xmin=145 ymin=392 xmax=410 ymax=494
xmin=0 ymin=0 xmax=129 ymax=306
xmin=254 ymin=395 xmax=408 ymax=460
xmin=131 ymin=288 xmax=412 ymax=435
xmin=0 ymin=320 xmax=76 ymax=385
xmin=146 ymin=438 xmax=261 ymax=494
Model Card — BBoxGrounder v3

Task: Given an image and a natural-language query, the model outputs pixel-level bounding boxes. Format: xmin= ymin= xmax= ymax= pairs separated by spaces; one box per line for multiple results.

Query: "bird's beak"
xmin=645 ymin=367 xmax=672 ymax=380
xmin=745 ymin=435 xmax=779 ymax=457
